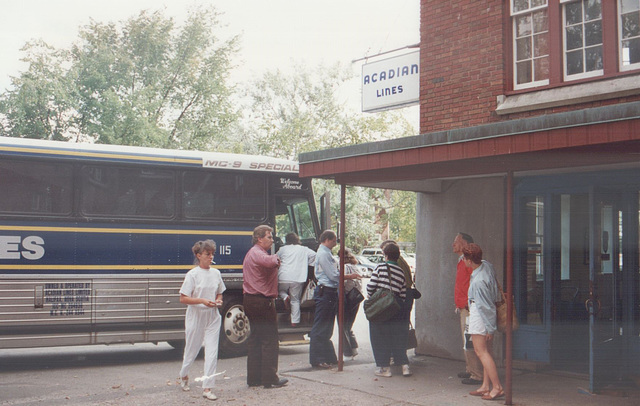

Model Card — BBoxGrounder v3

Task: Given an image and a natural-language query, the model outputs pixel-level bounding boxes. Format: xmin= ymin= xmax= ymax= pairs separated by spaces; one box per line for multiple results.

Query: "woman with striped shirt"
xmin=366 ymin=242 xmax=408 ymax=377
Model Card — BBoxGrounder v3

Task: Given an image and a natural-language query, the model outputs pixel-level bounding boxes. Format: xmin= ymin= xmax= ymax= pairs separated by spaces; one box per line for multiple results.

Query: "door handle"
xmin=585 ymin=298 xmax=601 ymax=315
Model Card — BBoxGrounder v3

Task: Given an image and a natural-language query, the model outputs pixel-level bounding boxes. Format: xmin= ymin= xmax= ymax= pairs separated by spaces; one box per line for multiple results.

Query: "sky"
xmin=0 ymin=0 xmax=419 ymax=114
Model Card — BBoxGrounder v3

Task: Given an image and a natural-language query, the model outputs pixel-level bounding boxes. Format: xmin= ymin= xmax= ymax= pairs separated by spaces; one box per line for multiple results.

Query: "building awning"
xmin=299 ymin=101 xmax=640 ymax=190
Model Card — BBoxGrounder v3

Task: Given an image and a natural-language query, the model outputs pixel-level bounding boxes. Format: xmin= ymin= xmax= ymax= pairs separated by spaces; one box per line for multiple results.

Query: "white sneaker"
xmin=180 ymin=376 xmax=190 ymax=391
xmin=375 ymin=367 xmax=392 ymax=377
xmin=402 ymin=364 xmax=412 ymax=377
xmin=203 ymin=390 xmax=217 ymax=400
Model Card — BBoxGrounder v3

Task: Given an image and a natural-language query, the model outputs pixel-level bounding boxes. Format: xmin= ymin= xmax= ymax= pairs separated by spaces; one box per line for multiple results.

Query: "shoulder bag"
xmin=301 ymin=279 xmax=317 ymax=308
xmin=496 ymin=282 xmax=519 ymax=332
xmin=363 ymin=265 xmax=401 ymax=322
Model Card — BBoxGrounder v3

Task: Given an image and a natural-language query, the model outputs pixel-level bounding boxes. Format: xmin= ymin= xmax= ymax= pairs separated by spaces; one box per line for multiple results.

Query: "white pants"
xmin=278 ymin=281 xmax=304 ymax=323
xmin=180 ymin=306 xmax=221 ymax=389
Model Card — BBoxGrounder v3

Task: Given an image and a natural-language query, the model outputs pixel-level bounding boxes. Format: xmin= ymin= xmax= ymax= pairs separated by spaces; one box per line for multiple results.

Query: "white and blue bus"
xmin=0 ymin=136 xmax=320 ymax=357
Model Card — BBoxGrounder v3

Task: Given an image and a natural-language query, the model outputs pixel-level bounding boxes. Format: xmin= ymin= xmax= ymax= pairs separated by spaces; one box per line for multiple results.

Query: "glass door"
xmin=589 ymin=190 xmax=625 ymax=392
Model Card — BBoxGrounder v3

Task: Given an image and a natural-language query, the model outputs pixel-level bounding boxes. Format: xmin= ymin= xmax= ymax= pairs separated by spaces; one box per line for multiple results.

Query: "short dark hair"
xmin=285 ymin=232 xmax=300 ymax=245
xmin=380 ymin=239 xmax=397 ymax=249
xmin=252 ymin=225 xmax=273 ymax=245
xmin=458 ymin=232 xmax=474 ymax=244
xmin=383 ymin=242 xmax=400 ymax=261
xmin=319 ymin=229 xmax=336 ymax=243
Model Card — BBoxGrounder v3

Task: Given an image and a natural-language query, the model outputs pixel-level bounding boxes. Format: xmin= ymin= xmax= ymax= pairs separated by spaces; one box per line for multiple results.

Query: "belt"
xmin=244 ymin=293 xmax=277 ymax=299
xmin=319 ymin=285 xmax=338 ymax=291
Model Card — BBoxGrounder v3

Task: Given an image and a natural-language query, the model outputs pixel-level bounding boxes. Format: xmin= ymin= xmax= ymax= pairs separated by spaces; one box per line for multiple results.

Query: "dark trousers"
xmin=342 ymin=292 xmax=362 ymax=356
xmin=243 ymin=294 xmax=279 ymax=385
xmin=369 ymin=300 xmax=409 ymax=367
xmin=309 ymin=286 xmax=338 ymax=365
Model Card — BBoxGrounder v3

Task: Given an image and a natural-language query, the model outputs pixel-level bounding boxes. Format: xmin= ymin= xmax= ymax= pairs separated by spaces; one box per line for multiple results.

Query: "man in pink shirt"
xmin=243 ymin=225 xmax=288 ymax=389
xmin=453 ymin=232 xmax=483 ymax=385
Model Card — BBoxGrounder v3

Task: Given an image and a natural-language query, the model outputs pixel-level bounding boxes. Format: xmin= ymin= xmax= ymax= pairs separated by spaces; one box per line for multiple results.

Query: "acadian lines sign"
xmin=361 ymin=51 xmax=420 ymax=113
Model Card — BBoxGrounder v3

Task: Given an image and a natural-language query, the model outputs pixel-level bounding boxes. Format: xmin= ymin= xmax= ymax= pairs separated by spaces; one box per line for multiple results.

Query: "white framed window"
xmin=512 ymin=0 xmax=550 ymax=90
xmin=619 ymin=0 xmax=640 ymax=71
xmin=562 ymin=0 xmax=603 ymax=80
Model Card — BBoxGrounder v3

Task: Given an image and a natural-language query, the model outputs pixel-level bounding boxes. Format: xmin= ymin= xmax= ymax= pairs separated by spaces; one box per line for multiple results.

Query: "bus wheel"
xmin=219 ymin=295 xmax=250 ymax=358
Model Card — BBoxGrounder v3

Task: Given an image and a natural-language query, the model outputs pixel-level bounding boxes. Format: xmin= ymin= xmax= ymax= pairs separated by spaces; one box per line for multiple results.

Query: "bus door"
xmin=274 ymin=195 xmax=319 ymax=252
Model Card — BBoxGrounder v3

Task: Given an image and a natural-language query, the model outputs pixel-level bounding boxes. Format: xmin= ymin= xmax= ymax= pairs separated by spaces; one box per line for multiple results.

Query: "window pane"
xmin=0 ymin=160 xmax=72 ymax=215
xmin=81 ymin=166 xmax=175 ymax=218
xmin=584 ymin=0 xmax=602 ymax=21
xmin=622 ymin=38 xmax=640 ymax=65
xmin=533 ymin=10 xmax=548 ymax=32
xmin=182 ymin=172 xmax=265 ymax=220
xmin=517 ymin=60 xmax=533 ymax=84
xmin=534 ymin=56 xmax=550 ymax=80
xmin=292 ymin=200 xmax=315 ymax=240
xmin=566 ymin=25 xmax=583 ymax=50
xmin=585 ymin=45 xmax=603 ymax=70
xmin=532 ymin=0 xmax=547 ymax=7
xmin=522 ymin=196 xmax=545 ymax=325
xmin=566 ymin=49 xmax=584 ymax=74
xmin=534 ymin=33 xmax=549 ymax=57
xmin=513 ymin=0 xmax=530 ymax=13
xmin=584 ymin=21 xmax=602 ymax=47
xmin=516 ymin=15 xmax=532 ymax=37
xmin=566 ymin=2 xmax=583 ymax=25
xmin=517 ymin=37 xmax=532 ymax=60
xmin=621 ymin=12 xmax=640 ymax=39
xmin=620 ymin=0 xmax=639 ymax=13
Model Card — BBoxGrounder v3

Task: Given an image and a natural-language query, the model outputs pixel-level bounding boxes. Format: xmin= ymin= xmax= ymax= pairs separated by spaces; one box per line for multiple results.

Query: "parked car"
xmin=355 ymin=255 xmax=377 ymax=277
xmin=360 ymin=247 xmax=384 ymax=264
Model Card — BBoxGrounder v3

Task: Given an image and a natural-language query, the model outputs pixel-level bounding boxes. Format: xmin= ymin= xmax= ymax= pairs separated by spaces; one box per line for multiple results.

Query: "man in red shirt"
xmin=243 ymin=225 xmax=288 ymax=389
xmin=453 ymin=232 xmax=483 ymax=385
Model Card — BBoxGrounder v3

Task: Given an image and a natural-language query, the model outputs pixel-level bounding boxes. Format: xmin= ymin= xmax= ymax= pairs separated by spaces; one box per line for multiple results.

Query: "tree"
xmin=241 ymin=63 xmax=414 ymax=159
xmin=0 ymin=7 xmax=238 ymax=149
xmin=242 ymin=64 xmax=417 ymax=249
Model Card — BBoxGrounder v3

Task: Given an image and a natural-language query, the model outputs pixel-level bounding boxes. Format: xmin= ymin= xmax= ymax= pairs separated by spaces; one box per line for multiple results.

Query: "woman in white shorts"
xmin=463 ymin=243 xmax=503 ymax=401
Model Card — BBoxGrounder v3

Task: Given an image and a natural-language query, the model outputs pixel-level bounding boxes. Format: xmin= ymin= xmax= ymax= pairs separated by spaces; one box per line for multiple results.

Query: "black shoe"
xmin=461 ymin=378 xmax=483 ymax=385
xmin=248 ymin=382 xmax=262 ymax=387
xmin=457 ymin=372 xmax=471 ymax=379
xmin=263 ymin=378 xmax=288 ymax=389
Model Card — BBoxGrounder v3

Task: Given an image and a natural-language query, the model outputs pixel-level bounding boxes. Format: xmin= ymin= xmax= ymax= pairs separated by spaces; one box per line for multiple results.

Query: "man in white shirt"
xmin=277 ymin=233 xmax=316 ymax=327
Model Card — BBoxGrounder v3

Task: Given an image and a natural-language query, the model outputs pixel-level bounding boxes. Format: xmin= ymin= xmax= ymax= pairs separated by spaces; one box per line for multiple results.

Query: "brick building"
xmin=300 ymin=0 xmax=640 ymax=393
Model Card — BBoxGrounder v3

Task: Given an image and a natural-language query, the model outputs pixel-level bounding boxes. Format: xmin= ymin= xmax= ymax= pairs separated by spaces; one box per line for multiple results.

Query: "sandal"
xmin=313 ymin=362 xmax=333 ymax=369
xmin=469 ymin=390 xmax=489 ymax=396
xmin=180 ymin=376 xmax=190 ymax=392
xmin=481 ymin=390 xmax=505 ymax=400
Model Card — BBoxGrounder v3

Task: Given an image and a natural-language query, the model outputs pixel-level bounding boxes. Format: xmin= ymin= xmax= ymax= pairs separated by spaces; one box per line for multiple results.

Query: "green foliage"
xmin=241 ymin=63 xmax=417 ymax=250
xmin=0 ymin=7 xmax=238 ymax=148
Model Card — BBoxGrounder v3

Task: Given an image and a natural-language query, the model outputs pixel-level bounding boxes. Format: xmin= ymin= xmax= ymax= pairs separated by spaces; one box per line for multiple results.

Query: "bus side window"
xmin=0 ymin=160 xmax=72 ymax=215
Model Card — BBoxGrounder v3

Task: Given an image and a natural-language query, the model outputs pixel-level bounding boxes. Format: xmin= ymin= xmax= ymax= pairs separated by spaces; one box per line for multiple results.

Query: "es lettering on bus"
xmin=0 ymin=236 xmax=45 ymax=260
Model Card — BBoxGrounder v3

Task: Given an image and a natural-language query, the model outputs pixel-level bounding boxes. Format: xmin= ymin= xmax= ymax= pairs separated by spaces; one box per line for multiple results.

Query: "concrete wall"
xmin=414 ymin=176 xmax=505 ymax=363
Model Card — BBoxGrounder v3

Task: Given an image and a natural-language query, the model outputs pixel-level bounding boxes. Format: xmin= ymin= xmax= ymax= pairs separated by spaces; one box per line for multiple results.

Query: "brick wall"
xmin=420 ymin=0 xmax=505 ymax=133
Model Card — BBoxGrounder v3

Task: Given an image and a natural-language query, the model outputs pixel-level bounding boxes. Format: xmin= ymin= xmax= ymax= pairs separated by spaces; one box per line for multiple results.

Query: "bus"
xmin=0 ymin=136 xmax=320 ymax=357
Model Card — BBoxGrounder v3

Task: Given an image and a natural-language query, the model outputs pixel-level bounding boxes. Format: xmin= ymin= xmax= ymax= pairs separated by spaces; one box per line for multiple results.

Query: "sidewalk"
xmin=267 ymin=352 xmax=640 ymax=406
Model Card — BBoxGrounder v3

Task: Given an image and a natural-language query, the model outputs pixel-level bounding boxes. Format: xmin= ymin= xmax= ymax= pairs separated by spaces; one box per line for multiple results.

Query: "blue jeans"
xmin=309 ymin=285 xmax=338 ymax=366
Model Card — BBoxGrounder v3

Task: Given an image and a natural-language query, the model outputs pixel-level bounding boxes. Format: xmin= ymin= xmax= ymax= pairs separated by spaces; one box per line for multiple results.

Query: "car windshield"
xmin=356 ymin=255 xmax=376 ymax=267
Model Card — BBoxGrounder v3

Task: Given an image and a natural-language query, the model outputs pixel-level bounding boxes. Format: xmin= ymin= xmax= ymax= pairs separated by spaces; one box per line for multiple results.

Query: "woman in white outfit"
xmin=179 ymin=240 xmax=226 ymax=400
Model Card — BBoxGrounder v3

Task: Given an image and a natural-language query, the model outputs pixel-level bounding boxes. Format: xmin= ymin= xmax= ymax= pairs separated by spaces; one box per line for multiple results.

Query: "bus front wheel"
xmin=219 ymin=295 xmax=250 ymax=358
